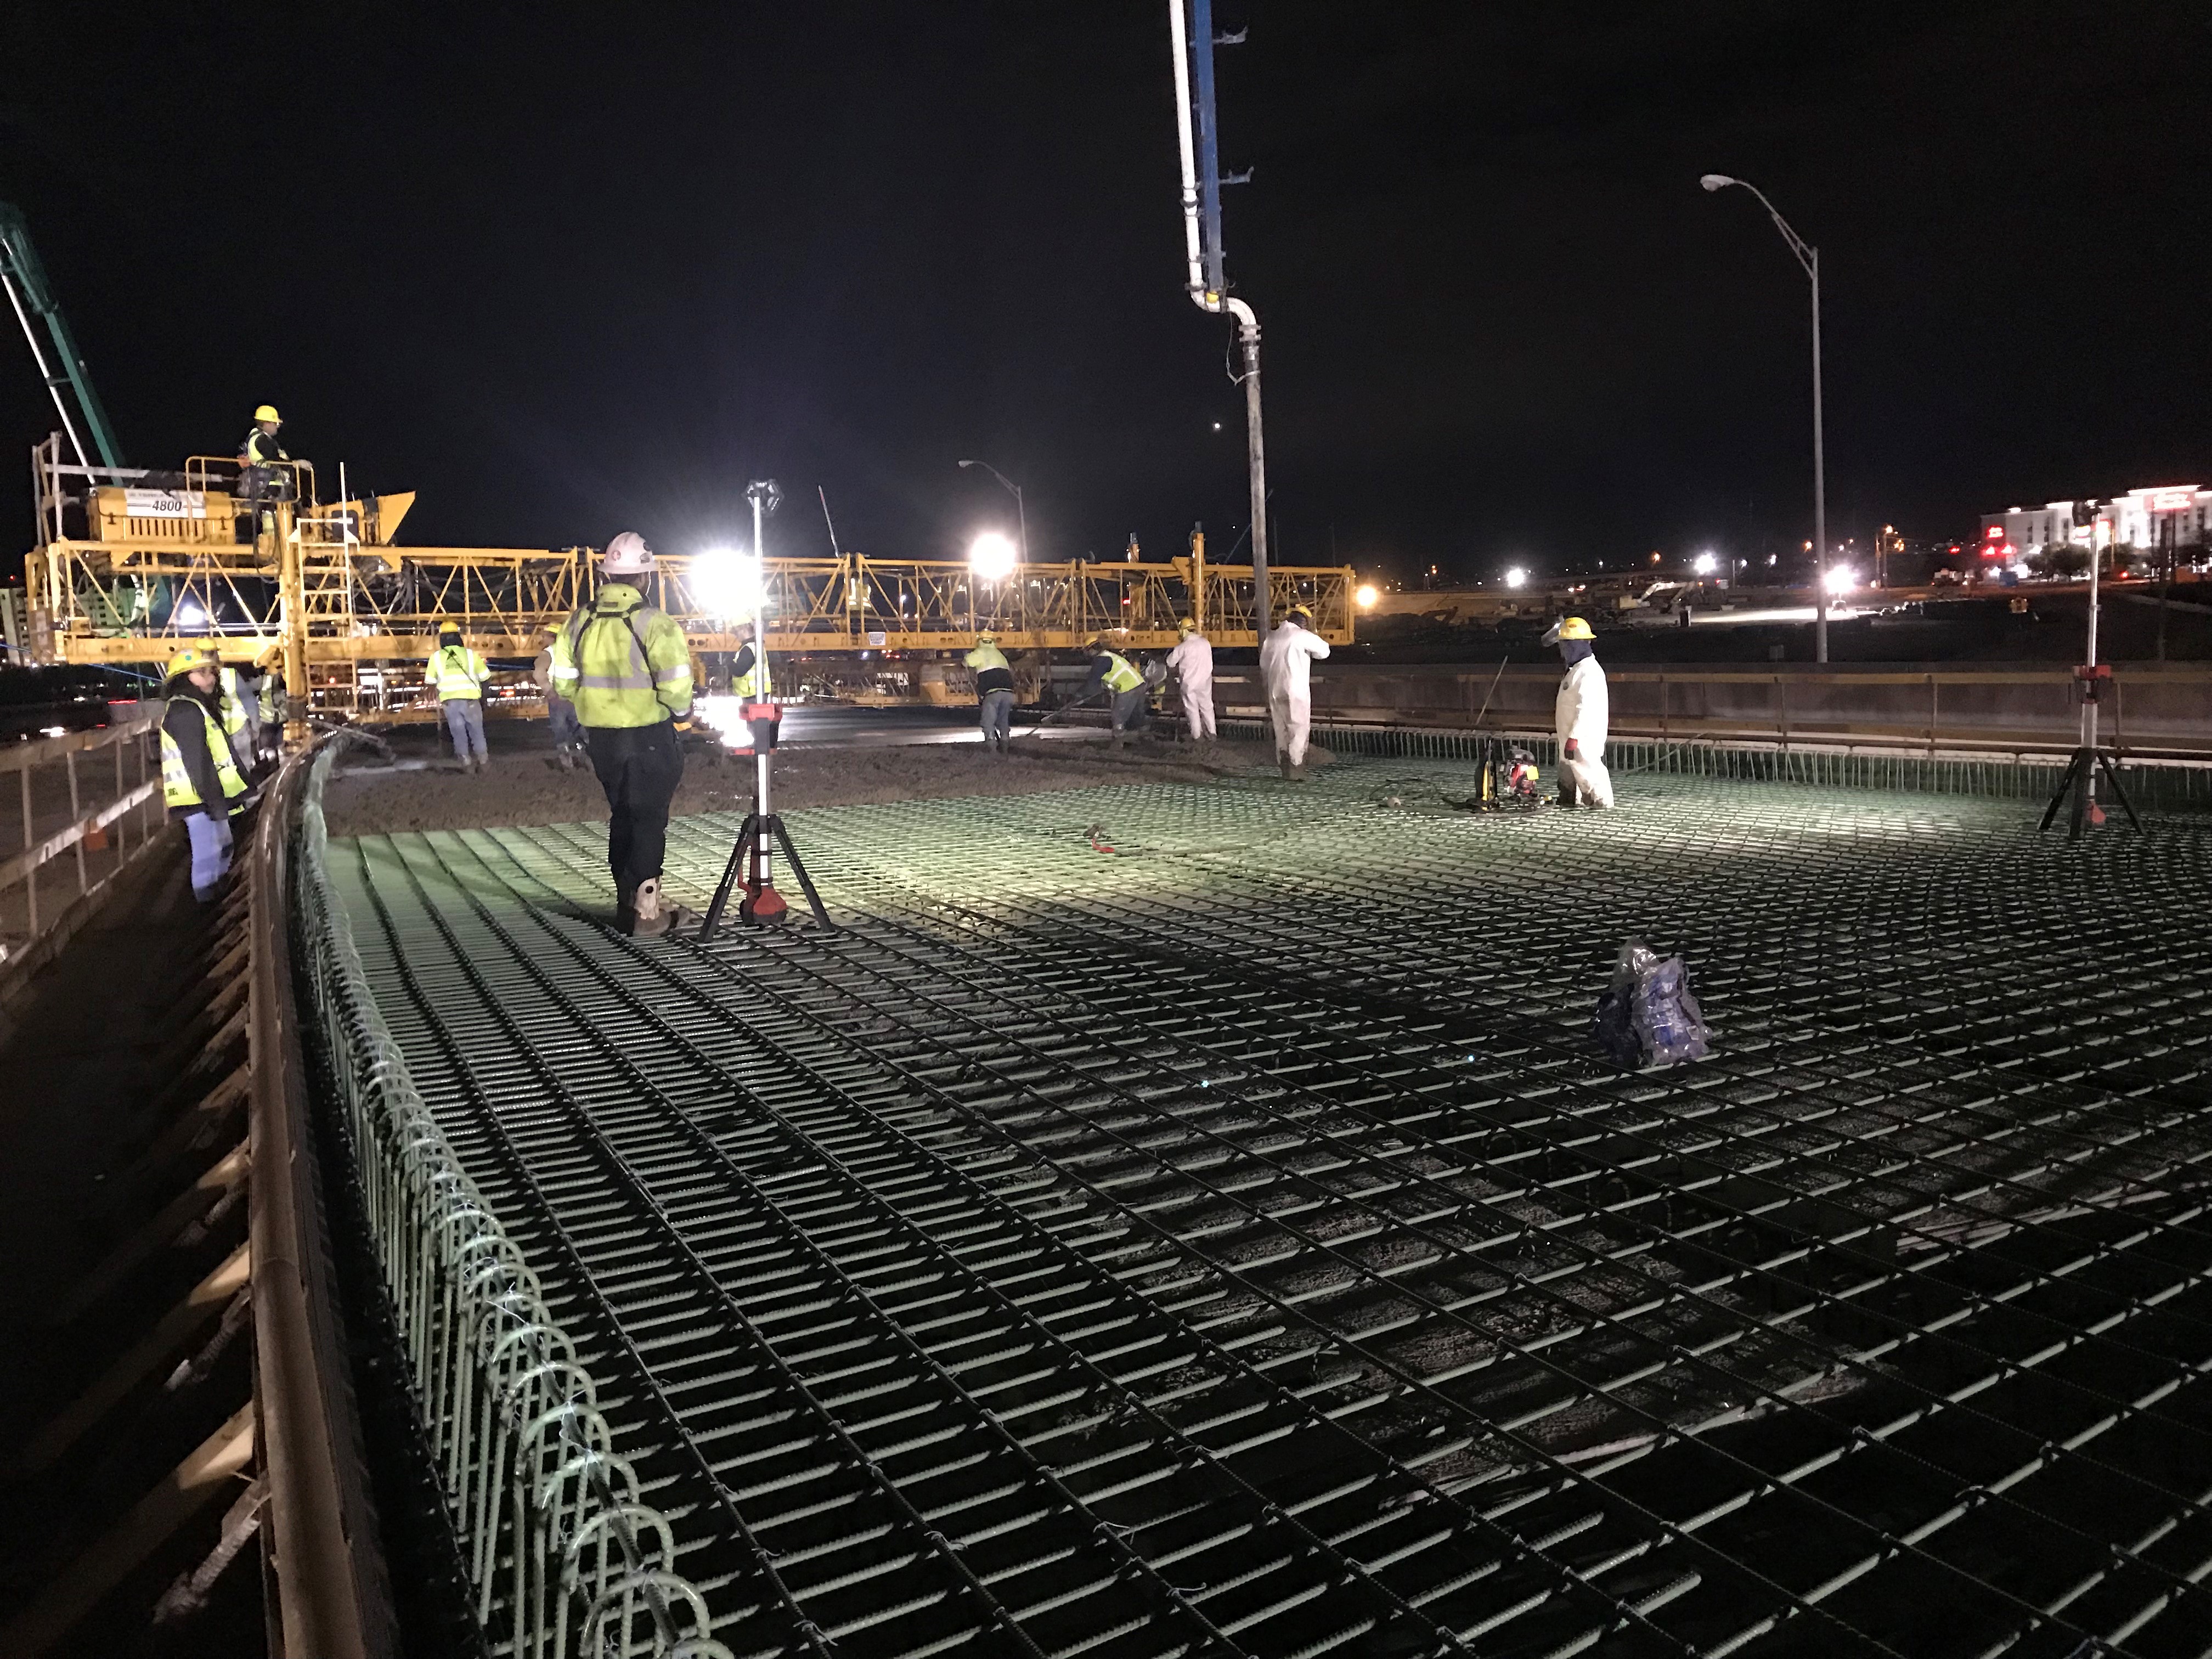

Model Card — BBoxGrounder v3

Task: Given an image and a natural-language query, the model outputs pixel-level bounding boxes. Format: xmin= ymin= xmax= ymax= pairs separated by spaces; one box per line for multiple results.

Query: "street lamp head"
xmin=1700 ymin=173 xmax=1738 ymax=193
xmin=957 ymin=459 xmax=977 ymax=469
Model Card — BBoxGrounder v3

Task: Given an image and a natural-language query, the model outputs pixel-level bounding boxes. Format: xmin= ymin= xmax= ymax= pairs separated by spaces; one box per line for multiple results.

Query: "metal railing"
xmin=1239 ymin=661 xmax=2212 ymax=759
xmin=0 ymin=706 xmax=162 ymax=970
xmin=290 ymin=742 xmax=731 ymax=1657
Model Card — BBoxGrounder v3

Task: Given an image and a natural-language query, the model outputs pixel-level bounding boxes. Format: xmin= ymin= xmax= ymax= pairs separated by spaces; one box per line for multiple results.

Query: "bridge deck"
xmin=328 ymin=761 xmax=2212 ymax=1657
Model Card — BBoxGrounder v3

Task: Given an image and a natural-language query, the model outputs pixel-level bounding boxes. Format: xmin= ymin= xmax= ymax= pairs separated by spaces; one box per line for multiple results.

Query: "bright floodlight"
xmin=1693 ymin=551 xmax=1719 ymax=575
xmin=695 ymin=545 xmax=765 ymax=620
xmin=1700 ymin=173 xmax=1737 ymax=193
xmin=1824 ymin=565 xmax=1854 ymax=595
xmin=174 ymin=598 xmax=208 ymax=628
xmin=1355 ymin=583 xmax=1379 ymax=610
xmin=1505 ymin=567 xmax=1527 ymax=589
xmin=968 ymin=531 xmax=1018 ymax=581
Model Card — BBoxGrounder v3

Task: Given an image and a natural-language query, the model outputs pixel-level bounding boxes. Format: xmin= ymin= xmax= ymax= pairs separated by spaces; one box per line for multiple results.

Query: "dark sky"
xmin=4 ymin=2 xmax=2209 ymax=586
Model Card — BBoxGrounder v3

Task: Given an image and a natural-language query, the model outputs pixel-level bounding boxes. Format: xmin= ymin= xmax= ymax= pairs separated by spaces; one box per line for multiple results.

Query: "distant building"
xmin=1980 ymin=485 xmax=2210 ymax=557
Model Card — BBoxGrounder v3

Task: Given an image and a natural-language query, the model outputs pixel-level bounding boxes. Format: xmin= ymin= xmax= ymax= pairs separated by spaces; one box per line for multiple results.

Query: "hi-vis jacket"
xmin=1088 ymin=651 xmax=1143 ymax=694
xmin=162 ymin=692 xmax=247 ymax=814
xmin=427 ymin=642 xmax=489 ymax=701
xmin=548 ymin=583 xmax=695 ymax=728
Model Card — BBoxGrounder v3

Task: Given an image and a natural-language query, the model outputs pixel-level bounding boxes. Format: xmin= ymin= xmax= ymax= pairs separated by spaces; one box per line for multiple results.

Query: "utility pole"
xmin=1169 ymin=0 xmax=1269 ymax=636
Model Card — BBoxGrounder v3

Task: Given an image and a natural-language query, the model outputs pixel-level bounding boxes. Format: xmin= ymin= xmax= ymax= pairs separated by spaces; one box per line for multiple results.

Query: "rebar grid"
xmin=334 ymin=760 xmax=2212 ymax=1658
xmin=294 ymin=750 xmax=733 ymax=1658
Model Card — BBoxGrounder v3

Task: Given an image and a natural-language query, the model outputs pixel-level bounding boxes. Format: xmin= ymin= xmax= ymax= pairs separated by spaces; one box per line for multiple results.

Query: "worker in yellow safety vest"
xmin=236 ymin=404 xmax=291 ymax=507
xmin=964 ymin=630 xmax=1015 ymax=753
xmin=428 ymin=622 xmax=491 ymax=770
xmin=549 ymin=531 xmax=696 ymax=936
xmin=1079 ymin=635 xmax=1149 ymax=745
xmin=160 ymin=647 xmax=247 ymax=902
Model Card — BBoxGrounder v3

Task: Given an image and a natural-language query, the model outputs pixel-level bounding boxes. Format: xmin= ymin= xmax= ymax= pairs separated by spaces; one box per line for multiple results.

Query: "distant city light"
xmin=1692 ymin=551 xmax=1719 ymax=575
xmin=1504 ymin=567 xmax=1528 ymax=589
xmin=695 ymin=545 xmax=766 ymax=620
xmin=967 ymin=531 xmax=1018 ymax=581
xmin=1355 ymin=583 xmax=1379 ymax=610
xmin=1824 ymin=566 xmax=1854 ymax=595
xmin=1212 ymin=421 xmax=1223 ymax=431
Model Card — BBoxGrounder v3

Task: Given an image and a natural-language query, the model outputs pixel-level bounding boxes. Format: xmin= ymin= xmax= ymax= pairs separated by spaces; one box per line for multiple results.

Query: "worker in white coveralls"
xmin=1165 ymin=616 xmax=1215 ymax=741
xmin=1543 ymin=615 xmax=1615 ymax=808
xmin=1259 ymin=603 xmax=1329 ymax=780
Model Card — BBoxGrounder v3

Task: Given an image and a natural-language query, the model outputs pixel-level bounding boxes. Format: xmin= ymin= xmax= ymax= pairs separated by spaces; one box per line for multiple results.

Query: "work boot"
xmin=1277 ymin=753 xmax=1293 ymax=779
xmin=1289 ymin=761 xmax=1308 ymax=782
xmin=630 ymin=878 xmax=670 ymax=939
xmin=614 ymin=882 xmax=639 ymax=934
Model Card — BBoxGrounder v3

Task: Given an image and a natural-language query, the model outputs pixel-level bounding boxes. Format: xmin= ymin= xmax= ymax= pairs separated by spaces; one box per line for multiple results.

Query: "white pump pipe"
xmin=1167 ymin=0 xmax=1271 ymax=633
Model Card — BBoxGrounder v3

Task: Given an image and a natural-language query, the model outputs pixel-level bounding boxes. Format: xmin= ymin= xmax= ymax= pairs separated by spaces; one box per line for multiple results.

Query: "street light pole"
xmin=1703 ymin=173 xmax=1828 ymax=663
xmin=957 ymin=459 xmax=1027 ymax=565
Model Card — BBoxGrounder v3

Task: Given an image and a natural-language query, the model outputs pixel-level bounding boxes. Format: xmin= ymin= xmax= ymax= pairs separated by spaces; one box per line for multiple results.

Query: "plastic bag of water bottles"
xmin=1593 ymin=939 xmax=1712 ymax=1069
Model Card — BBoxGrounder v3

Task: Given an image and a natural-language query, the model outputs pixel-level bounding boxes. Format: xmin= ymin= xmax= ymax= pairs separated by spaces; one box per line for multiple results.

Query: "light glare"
xmin=695 ymin=545 xmax=766 ymax=620
xmin=1824 ymin=566 xmax=1854 ymax=595
xmin=1355 ymin=583 xmax=1379 ymax=610
xmin=1504 ymin=567 xmax=1527 ymax=589
xmin=1693 ymin=551 xmax=1718 ymax=575
xmin=968 ymin=531 xmax=1018 ymax=581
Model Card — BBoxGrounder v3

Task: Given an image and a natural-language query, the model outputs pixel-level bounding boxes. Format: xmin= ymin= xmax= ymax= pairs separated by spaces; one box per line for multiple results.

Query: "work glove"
xmin=673 ymin=715 xmax=696 ymax=734
xmin=1564 ymin=739 xmax=1581 ymax=760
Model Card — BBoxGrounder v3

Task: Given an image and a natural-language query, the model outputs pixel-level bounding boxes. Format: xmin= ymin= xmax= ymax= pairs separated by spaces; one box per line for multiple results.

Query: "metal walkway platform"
xmin=328 ymin=761 xmax=2212 ymax=1657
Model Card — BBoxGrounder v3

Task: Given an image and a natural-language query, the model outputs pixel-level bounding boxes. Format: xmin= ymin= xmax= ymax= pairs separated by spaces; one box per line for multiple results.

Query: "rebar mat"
xmin=331 ymin=759 xmax=2212 ymax=1658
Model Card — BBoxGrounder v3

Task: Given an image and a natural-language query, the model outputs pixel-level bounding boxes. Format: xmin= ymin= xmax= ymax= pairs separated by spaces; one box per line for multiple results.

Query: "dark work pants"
xmin=586 ymin=721 xmax=685 ymax=895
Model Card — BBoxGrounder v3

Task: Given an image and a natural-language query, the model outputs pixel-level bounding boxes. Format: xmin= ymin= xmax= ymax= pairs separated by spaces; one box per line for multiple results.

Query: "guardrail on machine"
xmin=288 ymin=740 xmax=730 ymax=1657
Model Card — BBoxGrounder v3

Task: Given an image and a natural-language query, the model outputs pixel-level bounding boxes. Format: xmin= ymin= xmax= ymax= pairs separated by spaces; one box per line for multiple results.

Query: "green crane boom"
xmin=0 ymin=201 xmax=123 ymax=469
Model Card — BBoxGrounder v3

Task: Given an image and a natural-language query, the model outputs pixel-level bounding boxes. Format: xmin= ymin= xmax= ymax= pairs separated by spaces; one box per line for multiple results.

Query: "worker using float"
xmin=549 ymin=532 xmax=695 ymax=938
xmin=1166 ymin=616 xmax=1216 ymax=742
xmin=428 ymin=621 xmax=491 ymax=770
xmin=964 ymin=630 xmax=1015 ymax=753
xmin=1260 ymin=602 xmax=1330 ymax=780
xmin=1078 ymin=635 xmax=1148 ymax=746
xmin=1543 ymin=616 xmax=1615 ymax=808
xmin=160 ymin=647 xmax=247 ymax=903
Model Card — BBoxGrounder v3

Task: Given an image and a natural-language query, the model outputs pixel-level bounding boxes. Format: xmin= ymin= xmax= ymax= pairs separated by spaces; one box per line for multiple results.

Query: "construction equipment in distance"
xmin=19 ymin=437 xmax=1355 ymax=719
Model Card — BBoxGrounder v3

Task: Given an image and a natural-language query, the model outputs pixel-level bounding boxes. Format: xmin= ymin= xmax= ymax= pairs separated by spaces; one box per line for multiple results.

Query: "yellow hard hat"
xmin=1552 ymin=616 xmax=1595 ymax=642
xmin=166 ymin=646 xmax=218 ymax=679
xmin=977 ymin=630 xmax=996 ymax=644
xmin=1288 ymin=603 xmax=1314 ymax=622
xmin=252 ymin=404 xmax=281 ymax=424
xmin=1082 ymin=635 xmax=1104 ymax=650
xmin=1177 ymin=616 xmax=1196 ymax=632
xmin=438 ymin=620 xmax=461 ymax=636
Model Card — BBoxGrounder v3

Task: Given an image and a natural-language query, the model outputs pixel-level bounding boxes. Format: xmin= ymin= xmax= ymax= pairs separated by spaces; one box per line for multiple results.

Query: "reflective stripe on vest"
xmin=559 ymin=597 xmax=693 ymax=727
xmin=161 ymin=706 xmax=247 ymax=810
xmin=731 ymin=656 xmax=769 ymax=699
xmin=1101 ymin=652 xmax=1142 ymax=693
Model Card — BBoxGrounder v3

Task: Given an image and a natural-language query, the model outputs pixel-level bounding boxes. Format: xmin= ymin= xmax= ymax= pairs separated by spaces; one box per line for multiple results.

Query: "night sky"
xmin=4 ymin=2 xmax=2209 ymax=587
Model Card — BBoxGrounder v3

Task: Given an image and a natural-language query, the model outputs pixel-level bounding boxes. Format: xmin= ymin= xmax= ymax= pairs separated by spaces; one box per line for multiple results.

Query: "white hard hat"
xmin=602 ymin=531 xmax=654 ymax=575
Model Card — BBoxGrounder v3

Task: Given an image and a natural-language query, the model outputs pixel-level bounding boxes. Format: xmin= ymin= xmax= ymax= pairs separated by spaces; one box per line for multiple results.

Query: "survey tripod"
xmin=697 ymin=479 xmax=835 ymax=939
xmin=2038 ymin=520 xmax=2141 ymax=843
